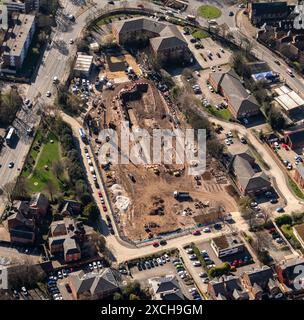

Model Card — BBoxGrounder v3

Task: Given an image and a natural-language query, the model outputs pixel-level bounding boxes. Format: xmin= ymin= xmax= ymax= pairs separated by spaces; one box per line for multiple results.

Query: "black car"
xmin=141 ymin=263 xmax=146 ymax=270
xmin=160 ymin=240 xmax=167 ymax=246
xmin=270 ymin=198 xmax=278 ymax=204
xmin=137 ymin=263 xmax=142 ymax=271
xmin=94 ymin=181 xmax=100 ymax=189
xmin=190 ymin=38 xmax=197 ymax=43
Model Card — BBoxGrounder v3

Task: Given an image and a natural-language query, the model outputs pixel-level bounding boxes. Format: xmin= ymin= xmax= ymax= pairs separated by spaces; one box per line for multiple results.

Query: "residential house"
xmin=112 ymin=17 xmax=190 ymax=63
xmin=241 ymin=266 xmax=280 ymax=300
xmin=248 ymin=1 xmax=295 ymax=28
xmin=207 ymin=275 xmax=249 ymax=300
xmin=295 ymin=164 xmax=304 ymax=189
xmin=61 ymin=200 xmax=82 ymax=216
xmin=48 ymin=217 xmax=89 ymax=263
xmin=209 ymin=69 xmax=261 ymax=119
xmin=230 ymin=152 xmax=271 ymax=196
xmin=284 ymin=128 xmax=304 ymax=151
xmin=3 ymin=0 xmax=39 ymax=13
xmin=211 ymin=235 xmax=244 ymax=258
xmin=68 ymin=268 xmax=119 ymax=300
xmin=1 ymin=13 xmax=36 ymax=70
xmin=7 ymin=194 xmax=49 ymax=244
xmin=149 ymin=275 xmax=185 ymax=300
xmin=276 ymin=257 xmax=304 ymax=295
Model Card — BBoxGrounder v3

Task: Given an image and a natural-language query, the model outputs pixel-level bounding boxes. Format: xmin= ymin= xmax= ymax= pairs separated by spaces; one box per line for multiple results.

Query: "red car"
xmin=98 ymin=191 xmax=102 ymax=198
xmin=192 ymin=230 xmax=201 ymax=236
xmin=152 ymin=241 xmax=159 ymax=247
xmin=103 ymin=205 xmax=107 ymax=212
xmin=282 ymin=144 xmax=289 ymax=151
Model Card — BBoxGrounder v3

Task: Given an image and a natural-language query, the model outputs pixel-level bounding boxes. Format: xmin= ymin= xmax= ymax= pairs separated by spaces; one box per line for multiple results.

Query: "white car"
xmin=21 ymin=287 xmax=28 ymax=295
xmin=203 ymin=227 xmax=211 ymax=233
xmin=92 ymin=175 xmax=97 ymax=181
xmin=69 ymin=39 xmax=74 ymax=44
xmin=57 ymin=271 xmax=63 ymax=279
xmin=97 ymin=261 xmax=102 ymax=268
xmin=225 ymin=139 xmax=231 ymax=146
xmin=93 ymin=261 xmax=98 ymax=269
xmin=195 ymin=70 xmax=200 ymax=77
xmin=89 ymin=263 xmax=93 ymax=271
xmin=287 ymin=163 xmax=293 ymax=170
xmin=199 ymin=272 xmax=208 ymax=278
xmin=211 ymin=66 xmax=216 ymax=72
xmin=189 ymin=254 xmax=197 ymax=260
xmin=46 ymin=91 xmax=51 ymax=97
xmin=189 ymin=287 xmax=197 ymax=293
xmin=186 ymin=248 xmax=193 ymax=254
xmin=193 ymin=261 xmax=201 ymax=267
xmin=203 ymin=278 xmax=209 ymax=284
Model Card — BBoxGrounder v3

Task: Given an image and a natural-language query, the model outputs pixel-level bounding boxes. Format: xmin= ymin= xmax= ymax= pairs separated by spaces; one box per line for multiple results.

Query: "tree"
xmin=44 ymin=180 xmax=56 ymax=202
xmin=113 ymin=292 xmax=123 ymax=300
xmin=2 ymin=181 xmax=16 ymax=205
xmin=14 ymin=176 xmax=29 ymax=199
xmin=88 ymin=231 xmax=106 ymax=253
xmin=269 ymin=109 xmax=286 ymax=131
xmin=80 ymin=192 xmax=92 ymax=205
xmin=238 ymin=196 xmax=252 ymax=212
xmin=275 ymin=214 xmax=292 ymax=227
xmin=52 ymin=160 xmax=64 ymax=180
xmin=83 ymin=203 xmax=100 ymax=222
xmin=207 ymin=138 xmax=224 ymax=160
xmin=9 ymin=258 xmax=46 ymax=289
xmin=0 ymin=88 xmax=23 ymax=125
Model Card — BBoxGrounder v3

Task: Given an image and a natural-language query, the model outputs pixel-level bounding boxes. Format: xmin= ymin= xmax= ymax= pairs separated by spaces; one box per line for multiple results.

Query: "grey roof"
xmin=209 ymin=276 xmax=248 ymax=300
xmin=232 ymin=155 xmax=270 ymax=192
xmin=246 ymin=266 xmax=274 ymax=288
xmin=210 ymin=70 xmax=260 ymax=116
xmin=114 ymin=17 xmax=187 ymax=52
xmin=29 ymin=193 xmax=48 ymax=210
xmin=63 ymin=237 xmax=80 ymax=256
xmin=70 ymin=268 xmax=119 ymax=296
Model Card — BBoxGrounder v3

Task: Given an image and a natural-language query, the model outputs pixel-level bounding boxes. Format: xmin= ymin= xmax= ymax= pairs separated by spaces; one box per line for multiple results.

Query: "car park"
xmin=193 ymin=261 xmax=201 ymax=267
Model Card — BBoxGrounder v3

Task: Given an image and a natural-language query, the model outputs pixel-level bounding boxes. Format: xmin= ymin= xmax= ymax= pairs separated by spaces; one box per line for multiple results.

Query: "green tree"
xmin=275 ymin=214 xmax=292 ymax=227
xmin=83 ymin=203 xmax=100 ymax=221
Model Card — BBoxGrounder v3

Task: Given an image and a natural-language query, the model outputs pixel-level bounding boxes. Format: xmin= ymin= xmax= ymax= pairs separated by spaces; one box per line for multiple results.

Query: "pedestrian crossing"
xmin=202 ymin=183 xmax=223 ymax=192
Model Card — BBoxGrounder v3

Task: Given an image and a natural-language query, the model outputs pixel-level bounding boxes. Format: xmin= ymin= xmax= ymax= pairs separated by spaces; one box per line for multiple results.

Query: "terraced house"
xmin=112 ymin=17 xmax=190 ymax=63
xmin=209 ymin=69 xmax=261 ymax=120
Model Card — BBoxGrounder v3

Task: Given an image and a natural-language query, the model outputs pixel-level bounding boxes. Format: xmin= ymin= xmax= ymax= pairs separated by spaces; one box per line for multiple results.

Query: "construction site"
xmin=89 ymin=79 xmax=237 ymax=241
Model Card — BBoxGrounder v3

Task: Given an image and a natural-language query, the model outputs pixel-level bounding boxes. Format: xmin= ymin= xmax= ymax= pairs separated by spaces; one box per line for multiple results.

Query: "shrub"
xmin=275 ymin=214 xmax=292 ymax=227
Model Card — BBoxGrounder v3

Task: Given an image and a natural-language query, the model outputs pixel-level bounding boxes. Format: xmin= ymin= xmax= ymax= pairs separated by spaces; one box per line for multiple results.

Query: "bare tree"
xmin=2 ymin=181 xmax=16 ymax=205
xmin=52 ymin=160 xmax=64 ymax=181
xmin=44 ymin=180 xmax=56 ymax=202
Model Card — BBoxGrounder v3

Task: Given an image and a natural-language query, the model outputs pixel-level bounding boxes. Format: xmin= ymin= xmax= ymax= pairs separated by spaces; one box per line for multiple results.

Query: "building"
xmin=67 ymin=268 xmax=119 ymax=300
xmin=209 ymin=69 xmax=260 ymax=119
xmin=241 ymin=266 xmax=280 ymax=300
xmin=112 ymin=17 xmax=189 ymax=63
xmin=48 ymin=217 xmax=89 ymax=263
xmin=1 ymin=13 xmax=36 ymax=70
xmin=273 ymin=85 xmax=304 ymax=118
xmin=207 ymin=275 xmax=249 ymax=300
xmin=247 ymin=61 xmax=279 ymax=84
xmin=284 ymin=128 xmax=304 ymax=151
xmin=149 ymin=275 xmax=185 ymax=300
xmin=248 ymin=1 xmax=295 ymax=27
xmin=73 ymin=53 xmax=93 ymax=77
xmin=293 ymin=224 xmax=304 ymax=249
xmin=276 ymin=257 xmax=304 ymax=294
xmin=3 ymin=0 xmax=39 ymax=13
xmin=230 ymin=152 xmax=271 ymax=196
xmin=294 ymin=164 xmax=304 ymax=189
xmin=211 ymin=234 xmax=244 ymax=258
xmin=61 ymin=200 xmax=82 ymax=216
xmin=7 ymin=194 xmax=48 ymax=244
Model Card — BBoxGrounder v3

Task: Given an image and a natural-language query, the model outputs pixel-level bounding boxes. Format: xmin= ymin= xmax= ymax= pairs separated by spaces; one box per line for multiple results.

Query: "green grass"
xmin=288 ymin=177 xmax=304 ymax=200
xmin=207 ymin=105 xmax=231 ymax=120
xmin=197 ymin=5 xmax=222 ymax=19
xmin=22 ymin=131 xmax=62 ymax=193
xmin=191 ymin=29 xmax=208 ymax=40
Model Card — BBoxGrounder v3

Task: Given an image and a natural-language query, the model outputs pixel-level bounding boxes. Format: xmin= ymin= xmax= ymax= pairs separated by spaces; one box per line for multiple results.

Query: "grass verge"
xmin=197 ymin=5 xmax=222 ymax=19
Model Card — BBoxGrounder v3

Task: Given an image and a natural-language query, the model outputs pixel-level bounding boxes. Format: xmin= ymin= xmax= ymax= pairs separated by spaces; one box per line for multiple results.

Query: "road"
xmin=235 ymin=9 xmax=304 ymax=95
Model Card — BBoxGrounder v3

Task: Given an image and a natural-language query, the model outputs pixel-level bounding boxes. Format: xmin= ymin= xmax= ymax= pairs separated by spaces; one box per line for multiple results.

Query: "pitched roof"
xmin=29 ymin=193 xmax=48 ymax=210
xmin=285 ymin=128 xmax=304 ymax=146
xmin=210 ymin=70 xmax=260 ymax=116
xmin=113 ymin=17 xmax=187 ymax=52
xmin=209 ymin=275 xmax=248 ymax=300
xmin=63 ymin=237 xmax=80 ymax=256
xmin=69 ymin=268 xmax=119 ymax=297
xmin=251 ymin=2 xmax=290 ymax=15
xmin=232 ymin=155 xmax=270 ymax=191
xmin=245 ymin=266 xmax=274 ymax=288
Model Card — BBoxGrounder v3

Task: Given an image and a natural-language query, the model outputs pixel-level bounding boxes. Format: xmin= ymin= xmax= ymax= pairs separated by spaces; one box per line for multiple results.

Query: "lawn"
xmin=23 ymin=131 xmax=62 ymax=194
xmin=197 ymin=5 xmax=222 ymax=19
xmin=191 ymin=29 xmax=209 ymax=40
xmin=288 ymin=177 xmax=304 ymax=200
xmin=207 ymin=105 xmax=231 ymax=120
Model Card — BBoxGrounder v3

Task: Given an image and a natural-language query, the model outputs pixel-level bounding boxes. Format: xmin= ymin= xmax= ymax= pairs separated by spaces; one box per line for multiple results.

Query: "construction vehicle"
xmin=173 ymin=191 xmax=191 ymax=202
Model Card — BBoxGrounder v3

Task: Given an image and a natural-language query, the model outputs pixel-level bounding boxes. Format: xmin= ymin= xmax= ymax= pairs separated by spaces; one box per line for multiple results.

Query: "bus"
xmin=79 ymin=128 xmax=87 ymax=142
xmin=6 ymin=127 xmax=15 ymax=146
